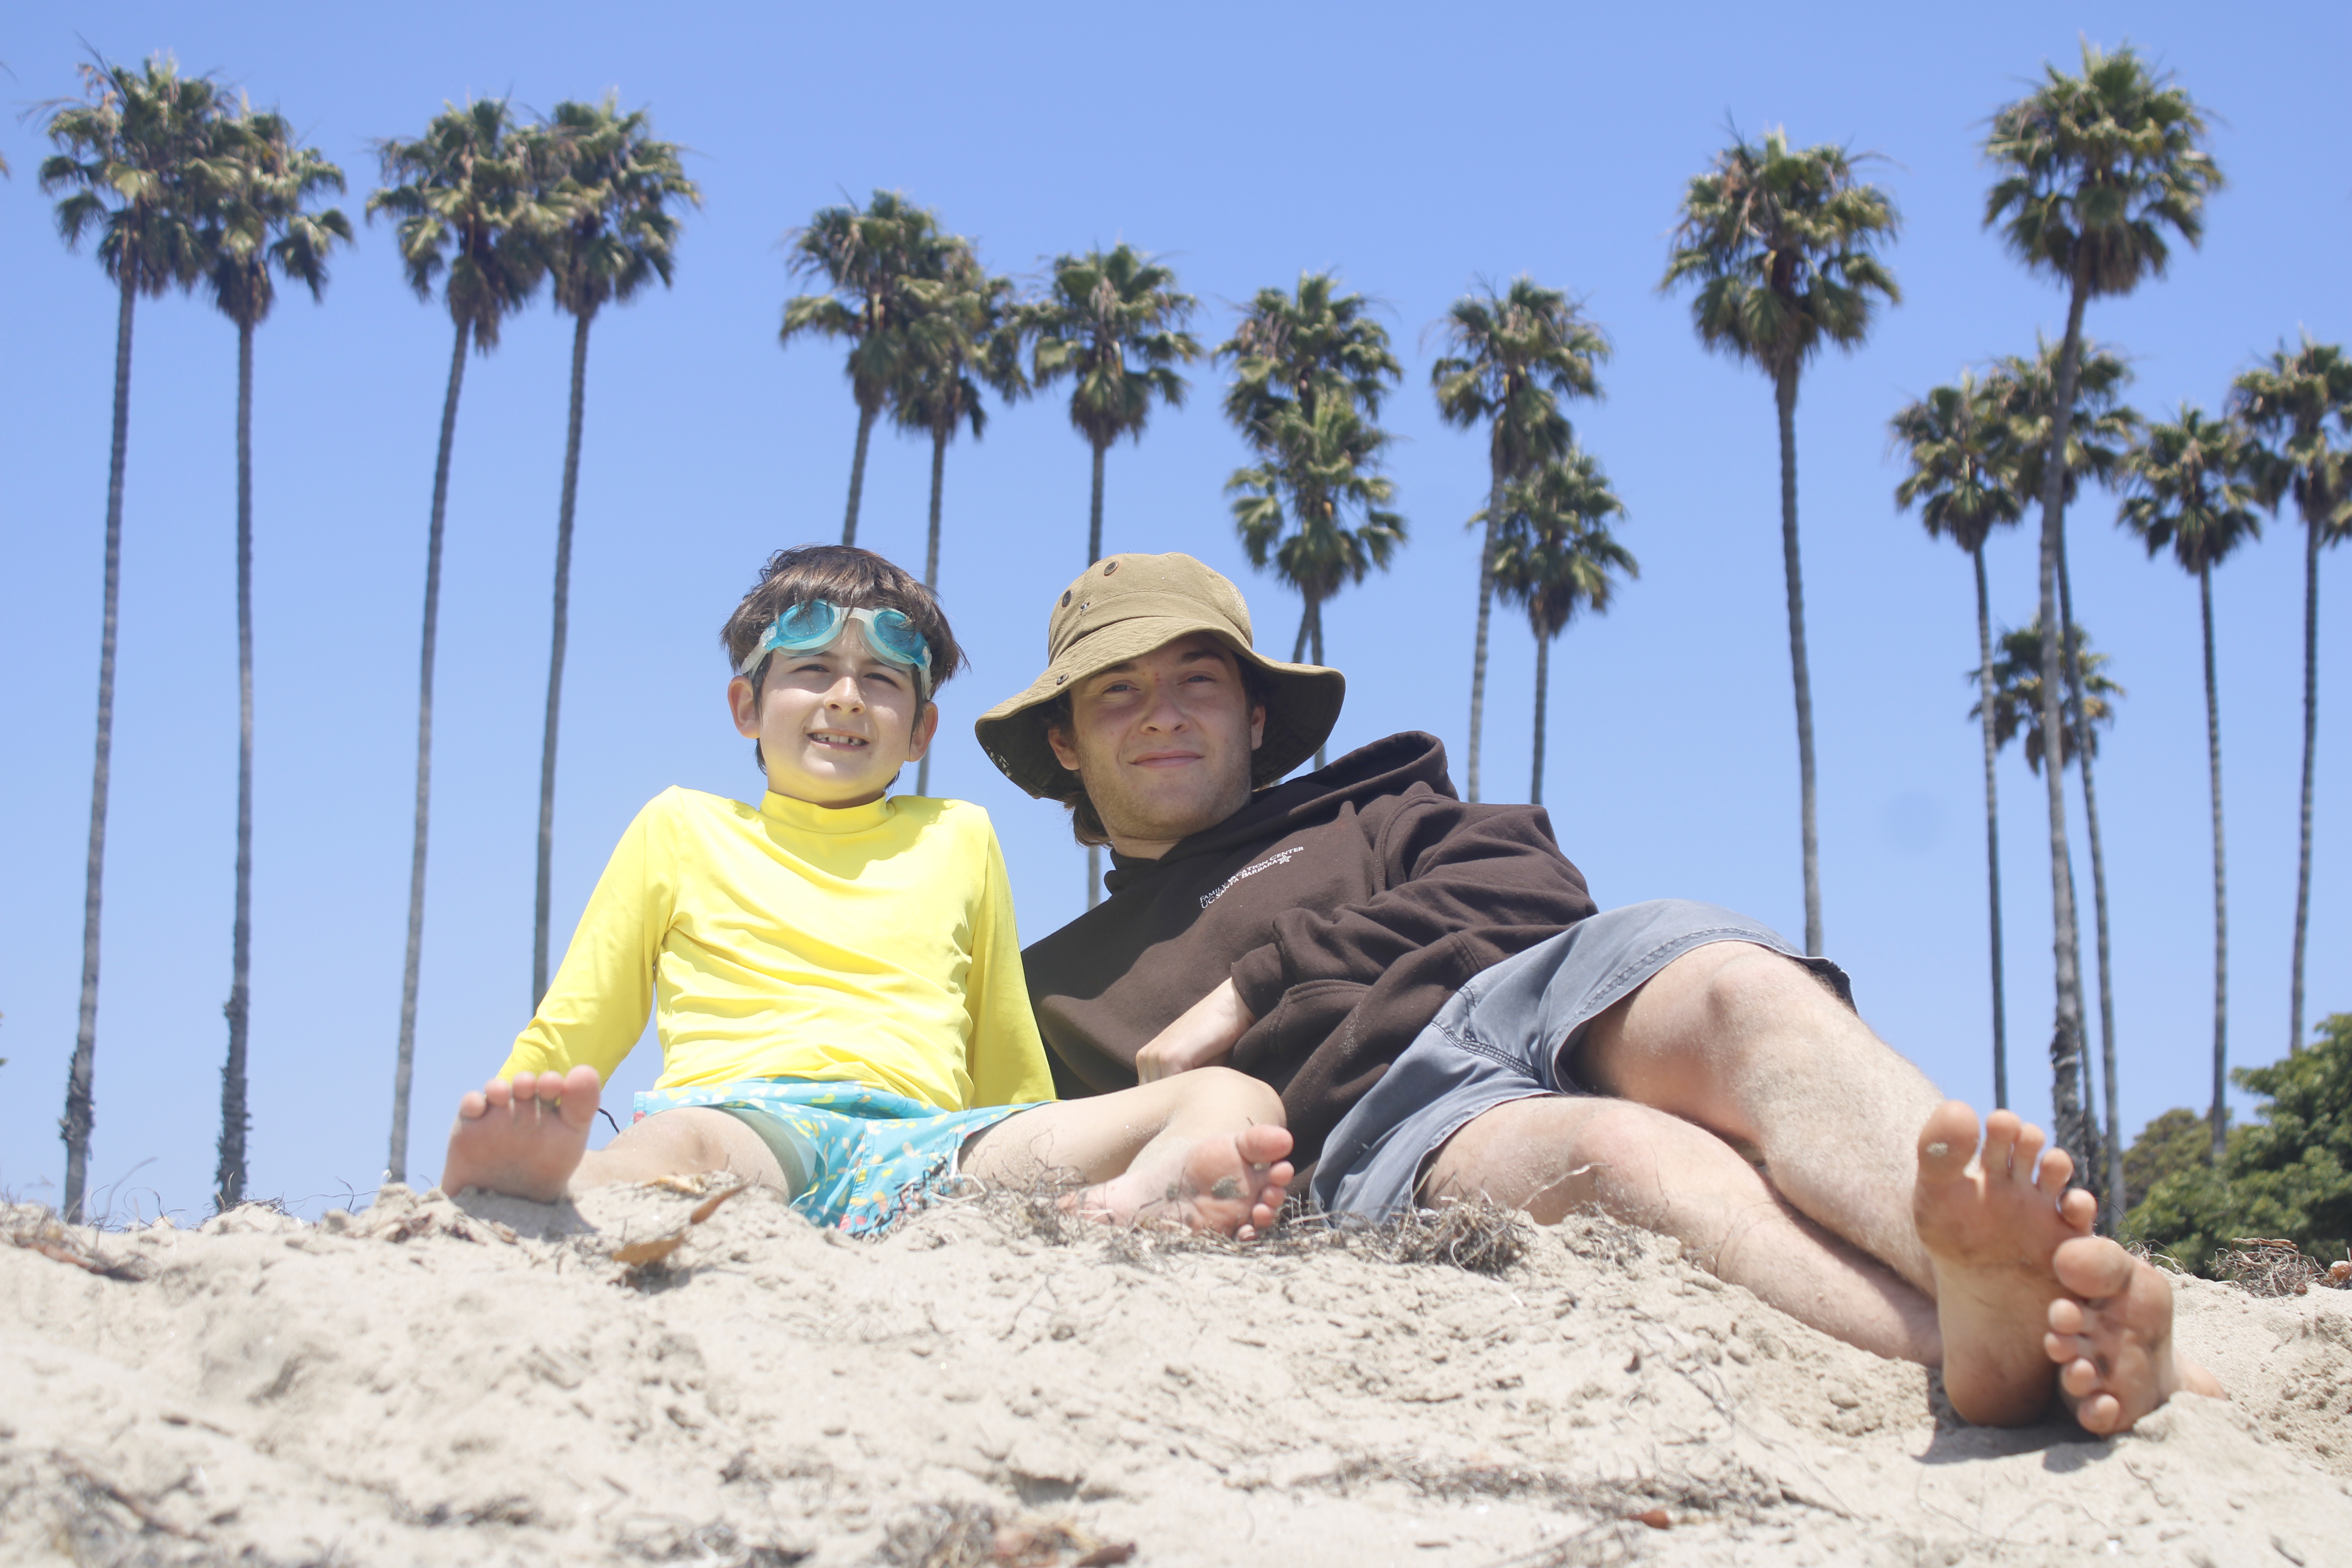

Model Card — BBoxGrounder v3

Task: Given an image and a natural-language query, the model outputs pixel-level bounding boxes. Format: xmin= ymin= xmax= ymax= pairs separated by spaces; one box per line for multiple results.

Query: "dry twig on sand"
xmin=878 ymin=1502 xmax=1134 ymax=1568
xmin=2213 ymin=1237 xmax=2348 ymax=1296
xmin=0 ymin=1204 xmax=150 ymax=1282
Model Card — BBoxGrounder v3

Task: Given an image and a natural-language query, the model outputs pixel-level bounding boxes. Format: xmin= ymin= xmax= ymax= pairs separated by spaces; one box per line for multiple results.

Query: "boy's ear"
xmin=728 ymin=676 xmax=762 ymax=738
xmin=906 ymin=699 xmax=941 ymax=762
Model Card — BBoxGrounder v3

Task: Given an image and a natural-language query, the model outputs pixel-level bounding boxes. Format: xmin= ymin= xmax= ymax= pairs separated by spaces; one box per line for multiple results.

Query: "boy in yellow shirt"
xmin=439 ymin=546 xmax=1292 ymax=1237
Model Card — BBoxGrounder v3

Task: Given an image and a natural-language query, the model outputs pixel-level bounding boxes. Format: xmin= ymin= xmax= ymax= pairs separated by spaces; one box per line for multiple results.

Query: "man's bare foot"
xmin=1912 ymin=1101 xmax=2098 ymax=1425
xmin=1068 ymin=1125 xmax=1296 ymax=1239
xmin=2046 ymin=1235 xmax=2227 ymax=1434
xmin=441 ymin=1067 xmax=603 ymax=1202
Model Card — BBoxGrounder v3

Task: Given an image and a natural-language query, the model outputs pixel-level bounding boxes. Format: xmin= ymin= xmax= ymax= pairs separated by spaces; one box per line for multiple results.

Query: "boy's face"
xmin=728 ymin=622 xmax=937 ymax=808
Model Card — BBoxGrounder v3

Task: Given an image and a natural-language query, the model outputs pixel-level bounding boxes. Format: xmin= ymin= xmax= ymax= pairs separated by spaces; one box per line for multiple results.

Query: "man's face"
xmin=728 ymin=622 xmax=936 ymax=808
xmin=1046 ymin=632 xmax=1266 ymax=852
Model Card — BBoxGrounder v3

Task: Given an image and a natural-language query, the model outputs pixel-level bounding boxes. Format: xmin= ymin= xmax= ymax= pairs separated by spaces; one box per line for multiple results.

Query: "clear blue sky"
xmin=2 ymin=2 xmax=2345 ymax=1220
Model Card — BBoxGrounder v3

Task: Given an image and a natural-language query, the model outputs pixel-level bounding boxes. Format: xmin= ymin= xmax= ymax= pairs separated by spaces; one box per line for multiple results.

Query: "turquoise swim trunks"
xmin=632 ymin=1078 xmax=1042 ymax=1236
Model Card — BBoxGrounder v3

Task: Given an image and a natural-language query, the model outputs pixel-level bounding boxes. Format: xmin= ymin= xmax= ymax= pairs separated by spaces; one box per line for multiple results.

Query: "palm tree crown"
xmin=1661 ymin=127 xmax=1900 ymax=381
xmin=367 ymin=97 xmax=552 ymax=350
xmin=1891 ymin=373 xmax=2024 ymax=554
xmin=200 ymin=105 xmax=352 ymax=330
xmin=1221 ymin=270 xmax=1401 ymax=448
xmin=1227 ymin=396 xmax=1408 ymax=668
xmin=539 ymin=95 xmax=699 ymax=324
xmin=2119 ymin=405 xmax=2262 ymax=575
xmin=1975 ymin=622 xmax=2122 ymax=777
xmin=1984 ymin=40 xmax=2223 ymax=304
xmin=41 ymin=54 xmax=226 ymax=297
xmin=1984 ymin=338 xmax=2142 ymax=508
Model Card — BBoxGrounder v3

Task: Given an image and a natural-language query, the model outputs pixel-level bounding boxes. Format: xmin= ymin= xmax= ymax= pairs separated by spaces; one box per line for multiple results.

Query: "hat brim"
xmin=975 ymin=615 xmax=1345 ymax=799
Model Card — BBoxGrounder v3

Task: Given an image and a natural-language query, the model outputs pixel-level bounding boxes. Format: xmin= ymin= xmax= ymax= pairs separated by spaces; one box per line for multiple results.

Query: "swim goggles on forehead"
xmin=737 ymin=600 xmax=934 ymax=695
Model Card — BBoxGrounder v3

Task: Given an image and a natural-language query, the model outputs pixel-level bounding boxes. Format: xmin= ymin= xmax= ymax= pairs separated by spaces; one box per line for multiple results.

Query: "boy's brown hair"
xmin=721 ymin=544 xmax=967 ymax=697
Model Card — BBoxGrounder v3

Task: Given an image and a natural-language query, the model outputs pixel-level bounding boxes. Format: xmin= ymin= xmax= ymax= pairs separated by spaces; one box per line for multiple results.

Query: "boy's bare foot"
xmin=1912 ymin=1101 xmax=2098 ymax=1426
xmin=1070 ymin=1124 xmax=1296 ymax=1240
xmin=441 ymin=1067 xmax=603 ymax=1202
xmin=2046 ymin=1235 xmax=2227 ymax=1434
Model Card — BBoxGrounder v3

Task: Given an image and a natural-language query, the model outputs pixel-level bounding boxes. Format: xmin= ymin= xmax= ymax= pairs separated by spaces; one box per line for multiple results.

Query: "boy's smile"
xmin=728 ymin=624 xmax=937 ymax=808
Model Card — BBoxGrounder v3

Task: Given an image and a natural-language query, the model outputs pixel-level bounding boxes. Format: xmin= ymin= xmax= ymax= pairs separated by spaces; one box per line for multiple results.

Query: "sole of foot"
xmin=1071 ymin=1123 xmax=1296 ymax=1240
xmin=1912 ymin=1100 xmax=2097 ymax=1426
xmin=440 ymin=1065 xmax=603 ymax=1204
xmin=2046 ymin=1235 xmax=2226 ymax=1434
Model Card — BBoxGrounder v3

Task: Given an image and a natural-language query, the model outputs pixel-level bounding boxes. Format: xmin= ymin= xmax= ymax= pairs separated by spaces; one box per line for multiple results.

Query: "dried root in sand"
xmin=1 ymin=1205 xmax=150 ymax=1282
xmin=877 ymin=1502 xmax=1134 ymax=1568
xmin=2214 ymin=1238 xmax=2349 ymax=1297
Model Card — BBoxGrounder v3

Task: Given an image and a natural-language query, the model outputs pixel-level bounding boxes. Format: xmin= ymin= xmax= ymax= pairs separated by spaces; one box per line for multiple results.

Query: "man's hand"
xmin=1134 ymin=978 xmax=1258 ymax=1083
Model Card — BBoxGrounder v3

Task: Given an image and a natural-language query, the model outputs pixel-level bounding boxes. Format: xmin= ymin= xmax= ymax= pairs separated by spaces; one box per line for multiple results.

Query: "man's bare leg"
xmin=2046 ymin=1234 xmax=2225 ymax=1434
xmin=441 ymin=1069 xmax=784 ymax=1201
xmin=1572 ymin=942 xmax=1942 ymax=1289
xmin=1426 ymin=1094 xmax=1940 ymax=1363
xmin=964 ymin=1066 xmax=1294 ymax=1238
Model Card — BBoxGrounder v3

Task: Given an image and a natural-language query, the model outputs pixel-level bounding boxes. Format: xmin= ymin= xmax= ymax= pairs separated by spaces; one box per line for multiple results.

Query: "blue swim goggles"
xmin=737 ymin=600 xmax=934 ymax=697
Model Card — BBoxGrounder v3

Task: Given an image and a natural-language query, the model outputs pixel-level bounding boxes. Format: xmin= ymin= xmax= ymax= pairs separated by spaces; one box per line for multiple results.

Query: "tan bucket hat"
xmin=975 ymin=552 xmax=1346 ymax=800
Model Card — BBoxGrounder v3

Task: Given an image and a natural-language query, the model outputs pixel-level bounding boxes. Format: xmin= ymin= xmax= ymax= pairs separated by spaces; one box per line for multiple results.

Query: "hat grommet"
xmin=1058 ymin=590 xmax=1071 ymax=607
xmin=1102 ymin=560 xmax=1119 ymax=575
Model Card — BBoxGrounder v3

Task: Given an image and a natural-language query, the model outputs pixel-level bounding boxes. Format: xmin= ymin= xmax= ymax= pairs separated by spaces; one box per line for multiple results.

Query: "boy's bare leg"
xmin=963 ymin=1066 xmax=1294 ymax=1238
xmin=441 ymin=1068 xmax=783 ymax=1201
xmin=2045 ymin=1234 xmax=2225 ymax=1434
xmin=1426 ymin=1095 xmax=1941 ymax=1363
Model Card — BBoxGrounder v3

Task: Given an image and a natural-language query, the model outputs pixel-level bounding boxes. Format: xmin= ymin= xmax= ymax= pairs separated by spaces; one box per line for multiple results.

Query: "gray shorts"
xmin=1308 ymin=899 xmax=1851 ymax=1220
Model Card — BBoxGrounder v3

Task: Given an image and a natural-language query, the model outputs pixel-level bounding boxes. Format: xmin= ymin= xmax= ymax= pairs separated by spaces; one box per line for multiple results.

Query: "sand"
xmin=4 ymin=1182 xmax=2348 ymax=1568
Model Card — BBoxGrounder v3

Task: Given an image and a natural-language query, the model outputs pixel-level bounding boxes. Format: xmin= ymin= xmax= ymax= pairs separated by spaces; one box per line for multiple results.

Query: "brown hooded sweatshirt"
xmin=1020 ymin=731 xmax=1598 ymax=1169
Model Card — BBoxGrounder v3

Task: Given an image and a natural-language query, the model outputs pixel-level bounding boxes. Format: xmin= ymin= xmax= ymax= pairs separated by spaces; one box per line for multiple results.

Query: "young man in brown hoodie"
xmin=977 ymin=552 xmax=2221 ymax=1436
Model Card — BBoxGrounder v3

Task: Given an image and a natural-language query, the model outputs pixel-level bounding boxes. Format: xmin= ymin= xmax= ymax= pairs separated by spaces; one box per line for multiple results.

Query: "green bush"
xmin=2121 ymin=1012 xmax=2352 ymax=1277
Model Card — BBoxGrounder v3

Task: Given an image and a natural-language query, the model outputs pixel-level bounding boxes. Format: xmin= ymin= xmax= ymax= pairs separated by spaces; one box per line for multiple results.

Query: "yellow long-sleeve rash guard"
xmin=497 ymin=787 xmax=1056 ymax=1112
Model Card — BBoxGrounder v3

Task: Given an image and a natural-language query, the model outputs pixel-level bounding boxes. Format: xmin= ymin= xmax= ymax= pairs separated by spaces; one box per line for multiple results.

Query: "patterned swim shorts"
xmin=632 ymin=1078 xmax=1043 ymax=1236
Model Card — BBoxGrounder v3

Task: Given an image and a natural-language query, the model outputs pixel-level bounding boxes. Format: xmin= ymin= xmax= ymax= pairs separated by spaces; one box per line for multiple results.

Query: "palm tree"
xmin=1227 ymin=396 xmax=1407 ymax=767
xmin=2120 ymin=407 xmax=2262 ymax=1163
xmin=1028 ymin=245 xmax=1201 ymax=566
xmin=1661 ymin=127 xmax=1901 ymax=956
xmin=1985 ymin=338 xmax=2141 ymax=1203
xmin=891 ymin=234 xmax=1026 ymax=795
xmin=1891 ymin=373 xmax=2025 ymax=1108
xmin=367 ymin=98 xmax=555 ymax=1185
xmin=2229 ymin=338 xmax=2352 ymax=1057
xmin=1027 ymin=245 xmax=1199 ymax=907
xmin=1984 ymin=39 xmax=2221 ymax=1166
xmin=39 ymin=54 xmax=225 ymax=1221
xmin=780 ymin=190 xmax=941 ymax=545
xmin=1430 ymin=278 xmax=1608 ymax=806
xmin=194 ymin=101 xmax=351 ymax=1208
xmin=1221 ymin=270 xmax=1402 ymax=446
xmin=528 ymin=98 xmax=699 ymax=1009
xmin=1976 ymin=620 xmax=2121 ymax=780
xmin=1488 ymin=449 xmax=1635 ymax=806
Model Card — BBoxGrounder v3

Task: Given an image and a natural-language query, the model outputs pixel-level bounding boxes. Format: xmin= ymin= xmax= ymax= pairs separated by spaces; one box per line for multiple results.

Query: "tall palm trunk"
xmin=535 ymin=312 xmax=593 ymax=1007
xmin=2056 ymin=535 xmax=2118 ymax=1219
xmin=1531 ymin=632 xmax=1552 ymax=808
xmin=2034 ymin=278 xmax=2093 ymax=1166
xmin=1973 ymin=544 xmax=2008 ymax=1110
xmin=1774 ymin=366 xmax=1822 ymax=956
xmin=916 ymin=421 xmax=947 ymax=798
xmin=1465 ymin=454 xmax=1504 ymax=803
xmin=388 ymin=319 xmax=470 ymax=1187
xmin=2289 ymin=511 xmax=2321 ymax=1053
xmin=2198 ymin=563 xmax=2229 ymax=1163
xmin=216 ymin=316 xmax=258 ymax=1210
xmin=1085 ymin=438 xmax=1108 ymax=909
xmin=842 ymin=399 xmax=877 ymax=546
xmin=1309 ymin=596 xmax=1328 ymax=770
xmin=62 ymin=270 xmax=138 ymax=1223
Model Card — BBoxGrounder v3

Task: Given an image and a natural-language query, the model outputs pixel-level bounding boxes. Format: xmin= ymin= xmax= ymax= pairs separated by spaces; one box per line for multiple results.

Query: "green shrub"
xmin=2121 ymin=1013 xmax=2352 ymax=1277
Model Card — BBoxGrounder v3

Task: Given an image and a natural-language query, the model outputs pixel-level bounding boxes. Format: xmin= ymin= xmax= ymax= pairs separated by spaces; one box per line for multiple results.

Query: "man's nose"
xmin=1138 ymin=682 xmax=1187 ymax=731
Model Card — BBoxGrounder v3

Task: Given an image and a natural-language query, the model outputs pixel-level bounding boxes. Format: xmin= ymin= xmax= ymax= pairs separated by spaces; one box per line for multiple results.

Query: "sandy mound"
xmin=4 ymin=1185 xmax=2347 ymax=1567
